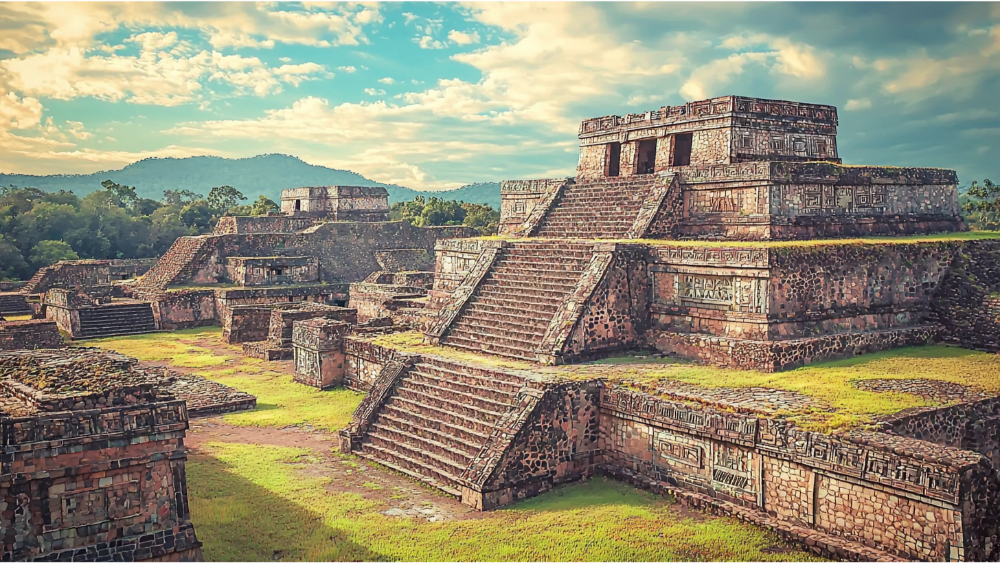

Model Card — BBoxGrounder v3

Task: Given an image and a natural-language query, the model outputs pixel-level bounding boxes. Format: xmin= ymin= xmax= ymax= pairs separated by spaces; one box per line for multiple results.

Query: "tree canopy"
xmin=962 ymin=179 xmax=1000 ymax=231
xmin=389 ymin=196 xmax=500 ymax=235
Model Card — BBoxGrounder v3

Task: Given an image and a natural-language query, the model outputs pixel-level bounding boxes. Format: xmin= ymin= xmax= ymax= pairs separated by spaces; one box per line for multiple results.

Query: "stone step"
xmin=475 ymin=283 xmax=572 ymax=300
xmin=368 ymin=423 xmax=476 ymax=466
xmin=401 ymin=377 xmax=514 ymax=413
xmin=450 ymin=317 xmax=548 ymax=340
xmin=483 ymin=273 xmax=578 ymax=291
xmin=490 ymin=263 xmax=589 ymax=275
xmin=357 ymin=446 xmax=463 ymax=496
xmin=466 ymin=301 xmax=557 ymax=322
xmin=384 ymin=399 xmax=497 ymax=437
xmin=441 ymin=334 xmax=538 ymax=362
xmin=408 ymin=368 xmax=518 ymax=404
xmin=415 ymin=357 xmax=528 ymax=388
xmin=376 ymin=410 xmax=487 ymax=454
xmin=394 ymin=387 xmax=505 ymax=425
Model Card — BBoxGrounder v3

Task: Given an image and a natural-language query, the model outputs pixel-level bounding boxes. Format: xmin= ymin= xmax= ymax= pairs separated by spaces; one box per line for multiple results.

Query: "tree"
xmin=389 ymin=195 xmax=499 ymax=235
xmin=461 ymin=202 xmax=500 ymax=235
xmin=180 ymin=199 xmax=214 ymax=230
xmin=229 ymin=195 xmax=279 ymax=216
xmin=29 ymin=240 xmax=80 ymax=269
xmin=0 ymin=236 xmax=28 ymax=280
xmin=207 ymin=185 xmax=246 ymax=216
xmin=101 ymin=179 xmax=139 ymax=210
xmin=162 ymin=189 xmax=203 ymax=207
xmin=963 ymin=179 xmax=1000 ymax=231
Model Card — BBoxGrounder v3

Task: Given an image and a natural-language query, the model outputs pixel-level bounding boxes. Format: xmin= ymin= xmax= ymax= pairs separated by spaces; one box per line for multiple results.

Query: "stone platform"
xmin=338 ymin=336 xmax=1000 ymax=561
xmin=0 ymin=348 xmax=206 ymax=561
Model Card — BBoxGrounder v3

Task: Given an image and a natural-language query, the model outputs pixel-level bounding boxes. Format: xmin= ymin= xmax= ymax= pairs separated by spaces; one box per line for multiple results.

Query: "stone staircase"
xmin=533 ymin=177 xmax=659 ymax=238
xmin=0 ymin=292 xmax=31 ymax=315
xmin=440 ymin=241 xmax=594 ymax=361
xmin=137 ymin=236 xmax=215 ymax=291
xmin=76 ymin=303 xmax=156 ymax=339
xmin=356 ymin=356 xmax=529 ymax=495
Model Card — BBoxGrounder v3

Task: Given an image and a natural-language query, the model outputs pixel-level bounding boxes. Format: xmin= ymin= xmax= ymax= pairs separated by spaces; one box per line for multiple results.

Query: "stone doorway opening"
xmin=673 ymin=133 xmax=692 ymax=166
xmin=637 ymin=139 xmax=657 ymax=174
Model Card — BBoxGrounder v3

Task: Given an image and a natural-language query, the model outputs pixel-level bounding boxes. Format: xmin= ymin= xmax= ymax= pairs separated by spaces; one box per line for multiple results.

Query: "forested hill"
xmin=0 ymin=154 xmax=502 ymax=208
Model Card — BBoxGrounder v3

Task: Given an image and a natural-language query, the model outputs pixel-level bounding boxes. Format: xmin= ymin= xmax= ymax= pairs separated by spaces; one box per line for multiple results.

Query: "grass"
xmin=2 ymin=314 xmax=33 ymax=321
xmin=86 ymin=327 xmax=363 ymax=431
xmin=365 ymin=331 xmax=1000 ymax=432
xmin=188 ymin=442 xmax=820 ymax=562
xmin=575 ymin=345 xmax=1000 ymax=432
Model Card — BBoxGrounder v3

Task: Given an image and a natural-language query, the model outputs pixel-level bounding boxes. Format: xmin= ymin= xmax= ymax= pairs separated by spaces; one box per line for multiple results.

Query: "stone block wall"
xmin=0 ymin=361 xmax=202 ymax=562
xmin=880 ymin=396 xmax=1000 ymax=471
xmin=498 ymin=179 xmax=569 ymax=236
xmin=373 ymin=249 xmax=435 ymax=273
xmin=149 ymin=290 xmax=218 ymax=331
xmin=0 ymin=320 xmax=63 ymax=350
xmin=223 ymin=304 xmax=273 ymax=344
xmin=597 ymin=385 xmax=999 ymax=561
xmin=292 ymin=319 xmax=351 ymax=389
xmin=224 ymin=256 xmax=319 ymax=287
xmin=428 ymin=238 xmax=488 ymax=309
xmin=933 ymin=240 xmax=1000 ymax=352
xmin=279 ymin=186 xmax=390 ymax=221
xmin=343 ymin=338 xmax=400 ymax=392
xmin=213 ymin=215 xmax=316 ymax=235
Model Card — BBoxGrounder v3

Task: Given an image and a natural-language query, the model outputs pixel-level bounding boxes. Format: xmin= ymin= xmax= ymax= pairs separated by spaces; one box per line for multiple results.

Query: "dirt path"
xmin=185 ymin=418 xmax=483 ymax=522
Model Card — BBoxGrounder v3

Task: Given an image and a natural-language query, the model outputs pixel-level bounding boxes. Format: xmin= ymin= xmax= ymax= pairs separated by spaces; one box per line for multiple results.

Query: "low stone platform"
xmin=340 ymin=335 xmax=1000 ymax=562
xmin=0 ymin=348 xmax=205 ymax=561
xmin=0 ymin=319 xmax=64 ymax=350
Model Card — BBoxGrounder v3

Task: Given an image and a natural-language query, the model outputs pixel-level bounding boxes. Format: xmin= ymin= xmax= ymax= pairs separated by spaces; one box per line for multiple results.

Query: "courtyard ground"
xmin=88 ymin=327 xmax=821 ymax=562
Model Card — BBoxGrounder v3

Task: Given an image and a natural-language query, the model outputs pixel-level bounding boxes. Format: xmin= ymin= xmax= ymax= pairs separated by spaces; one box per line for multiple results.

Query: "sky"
xmin=1 ymin=2 xmax=999 ymax=191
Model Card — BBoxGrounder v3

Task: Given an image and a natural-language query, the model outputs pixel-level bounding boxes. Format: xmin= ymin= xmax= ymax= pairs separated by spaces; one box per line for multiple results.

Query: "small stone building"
xmin=280 ymin=186 xmax=390 ymax=222
xmin=292 ymin=318 xmax=351 ymax=388
xmin=0 ymin=349 xmax=203 ymax=561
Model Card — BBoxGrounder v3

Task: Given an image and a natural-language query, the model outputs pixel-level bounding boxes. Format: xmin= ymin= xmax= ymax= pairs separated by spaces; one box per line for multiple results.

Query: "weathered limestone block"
xmin=293 ymin=318 xmax=351 ymax=389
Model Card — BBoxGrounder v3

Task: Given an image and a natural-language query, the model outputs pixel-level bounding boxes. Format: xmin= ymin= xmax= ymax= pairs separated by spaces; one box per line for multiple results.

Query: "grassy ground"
xmin=368 ymin=330 xmax=1000 ymax=432
xmin=88 ymin=327 xmax=363 ymax=431
xmin=88 ymin=328 xmax=820 ymax=561
xmin=190 ymin=442 xmax=818 ymax=562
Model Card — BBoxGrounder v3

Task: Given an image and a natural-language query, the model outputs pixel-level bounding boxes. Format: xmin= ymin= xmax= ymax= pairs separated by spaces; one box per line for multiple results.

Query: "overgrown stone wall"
xmin=150 ymin=290 xmax=218 ymax=331
xmin=933 ymin=240 xmax=1000 ymax=352
xmin=343 ymin=338 xmax=401 ymax=392
xmin=880 ymin=396 xmax=1000 ymax=471
xmin=598 ymin=385 xmax=999 ymax=561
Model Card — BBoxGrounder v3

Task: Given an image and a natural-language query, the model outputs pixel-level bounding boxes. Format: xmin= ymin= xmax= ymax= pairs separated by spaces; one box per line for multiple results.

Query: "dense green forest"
xmin=0 ymin=183 xmax=501 ymax=281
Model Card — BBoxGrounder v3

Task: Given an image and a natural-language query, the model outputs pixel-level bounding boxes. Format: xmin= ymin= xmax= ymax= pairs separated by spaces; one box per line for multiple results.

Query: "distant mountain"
xmin=0 ymin=154 xmax=502 ymax=208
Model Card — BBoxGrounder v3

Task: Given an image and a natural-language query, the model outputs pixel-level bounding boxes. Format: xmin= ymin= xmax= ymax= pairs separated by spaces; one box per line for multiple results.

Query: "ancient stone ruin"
xmin=332 ymin=96 xmax=1000 ymax=561
xmin=0 ymin=349 xmax=209 ymax=561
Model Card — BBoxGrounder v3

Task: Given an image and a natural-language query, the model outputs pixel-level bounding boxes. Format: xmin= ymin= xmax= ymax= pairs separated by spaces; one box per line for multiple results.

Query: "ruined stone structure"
xmin=135 ymin=210 xmax=474 ymax=334
xmin=0 ymin=349 xmax=205 ymax=561
xmin=227 ymin=302 xmax=357 ymax=360
xmin=0 ymin=320 xmax=63 ymax=351
xmin=21 ymin=259 xmax=158 ymax=296
xmin=279 ymin=185 xmax=389 ymax=222
xmin=337 ymin=96 xmax=1000 ymax=561
xmin=292 ymin=319 xmax=351 ymax=388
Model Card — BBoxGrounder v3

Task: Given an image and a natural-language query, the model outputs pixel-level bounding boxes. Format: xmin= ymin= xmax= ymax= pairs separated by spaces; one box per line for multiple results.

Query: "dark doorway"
xmin=673 ymin=133 xmax=692 ymax=166
xmin=606 ymin=142 xmax=622 ymax=177
xmin=294 ymin=199 xmax=301 ymax=211
xmin=637 ymin=139 xmax=657 ymax=174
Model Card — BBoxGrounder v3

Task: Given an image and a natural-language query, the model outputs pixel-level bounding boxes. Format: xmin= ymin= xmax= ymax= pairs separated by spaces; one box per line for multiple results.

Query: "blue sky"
xmin=1 ymin=2 xmax=998 ymax=190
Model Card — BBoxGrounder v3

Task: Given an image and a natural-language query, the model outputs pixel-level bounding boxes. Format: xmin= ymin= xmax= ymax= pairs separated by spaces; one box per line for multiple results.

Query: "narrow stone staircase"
xmin=0 ymin=293 xmax=31 ymax=315
xmin=76 ymin=303 xmax=156 ymax=339
xmin=533 ymin=176 xmax=659 ymax=238
xmin=137 ymin=236 xmax=214 ymax=291
xmin=440 ymin=241 xmax=594 ymax=361
xmin=356 ymin=357 xmax=528 ymax=495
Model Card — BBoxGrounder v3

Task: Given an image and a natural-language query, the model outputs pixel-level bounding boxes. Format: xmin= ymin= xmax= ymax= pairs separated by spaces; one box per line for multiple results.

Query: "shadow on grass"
xmin=188 ymin=453 xmax=385 ymax=562
xmin=501 ymin=479 xmax=665 ymax=513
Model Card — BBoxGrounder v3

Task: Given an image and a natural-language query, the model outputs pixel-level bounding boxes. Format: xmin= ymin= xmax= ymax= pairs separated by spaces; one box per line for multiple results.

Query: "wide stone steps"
xmin=357 ymin=446 xmax=463 ymax=496
xmin=408 ymin=370 xmax=518 ymax=404
xmin=376 ymin=411 xmax=486 ymax=454
xmin=0 ymin=294 xmax=31 ymax=314
xmin=367 ymin=426 xmax=474 ymax=467
xmin=450 ymin=317 xmax=548 ymax=340
xmin=533 ymin=179 xmax=657 ymax=238
xmin=76 ymin=304 xmax=156 ymax=339
xmin=356 ymin=358 xmax=531 ymax=496
xmin=442 ymin=334 xmax=539 ymax=361
xmin=440 ymin=242 xmax=593 ymax=361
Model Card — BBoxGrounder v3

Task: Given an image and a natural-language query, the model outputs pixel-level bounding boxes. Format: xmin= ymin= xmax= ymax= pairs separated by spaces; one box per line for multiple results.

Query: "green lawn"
xmin=189 ymin=442 xmax=819 ymax=562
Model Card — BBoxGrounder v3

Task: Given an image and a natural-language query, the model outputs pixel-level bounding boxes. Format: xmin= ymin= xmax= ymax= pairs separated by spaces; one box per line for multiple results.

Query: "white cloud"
xmin=418 ymin=36 xmax=446 ymax=50
xmin=378 ymin=77 xmax=395 ymax=84
xmin=448 ymin=30 xmax=480 ymax=45
xmin=681 ymin=33 xmax=826 ymax=101
xmin=364 ymin=88 xmax=386 ymax=96
xmin=279 ymin=57 xmax=292 ymax=63
xmin=273 ymin=63 xmax=332 ymax=86
xmin=65 ymin=120 xmax=92 ymax=140
xmin=339 ymin=65 xmax=357 ymax=73
xmin=0 ymin=89 xmax=42 ymax=129
xmin=845 ymin=98 xmax=872 ymax=111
